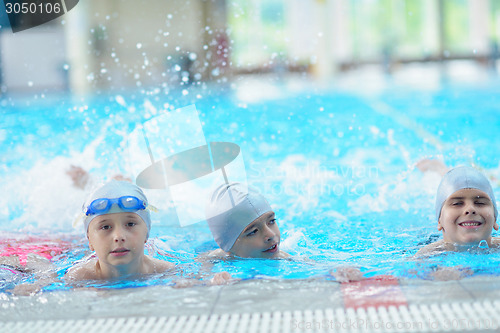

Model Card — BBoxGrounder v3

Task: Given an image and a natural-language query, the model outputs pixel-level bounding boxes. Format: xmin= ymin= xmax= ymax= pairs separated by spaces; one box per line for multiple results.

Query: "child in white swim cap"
xmin=65 ymin=180 xmax=175 ymax=280
xmin=202 ymin=182 xmax=367 ymax=283
xmin=204 ymin=182 xmax=289 ymax=259
xmin=416 ymin=166 xmax=499 ymax=256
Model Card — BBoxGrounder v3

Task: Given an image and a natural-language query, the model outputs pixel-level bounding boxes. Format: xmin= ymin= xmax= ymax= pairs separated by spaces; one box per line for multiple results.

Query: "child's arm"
xmin=209 ymin=271 xmax=232 ymax=285
xmin=170 ymin=272 xmax=233 ymax=288
xmin=8 ymin=254 xmax=59 ymax=296
xmin=416 ymin=159 xmax=449 ymax=176
xmin=11 ymin=274 xmax=58 ymax=296
xmin=148 ymin=255 xmax=233 ymax=287
xmin=427 ymin=266 xmax=472 ymax=281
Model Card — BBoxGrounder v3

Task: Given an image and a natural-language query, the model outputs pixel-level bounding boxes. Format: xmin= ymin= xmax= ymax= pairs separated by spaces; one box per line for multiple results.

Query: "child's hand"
xmin=111 ymin=174 xmax=132 ymax=182
xmin=416 ymin=159 xmax=449 ymax=176
xmin=429 ymin=266 xmax=472 ymax=281
xmin=172 ymin=278 xmax=200 ymax=289
xmin=10 ymin=282 xmax=42 ymax=296
xmin=66 ymin=165 xmax=90 ymax=189
xmin=210 ymin=272 xmax=232 ymax=285
xmin=331 ymin=266 xmax=364 ymax=283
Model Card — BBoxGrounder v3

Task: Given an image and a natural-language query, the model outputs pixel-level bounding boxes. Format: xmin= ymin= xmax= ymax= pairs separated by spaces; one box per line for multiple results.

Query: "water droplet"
xmin=211 ymin=68 xmax=220 ymax=77
xmin=136 ymin=43 xmax=142 ymax=49
xmin=115 ymin=95 xmax=126 ymax=107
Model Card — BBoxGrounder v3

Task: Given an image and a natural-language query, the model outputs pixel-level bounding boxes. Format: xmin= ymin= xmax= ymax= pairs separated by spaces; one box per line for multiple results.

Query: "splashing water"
xmin=2 ymin=80 xmax=500 ymax=291
xmin=478 ymin=240 xmax=489 ymax=249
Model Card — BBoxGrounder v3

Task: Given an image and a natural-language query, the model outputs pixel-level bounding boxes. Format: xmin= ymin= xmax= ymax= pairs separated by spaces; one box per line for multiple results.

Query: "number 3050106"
xmin=5 ymin=2 xmax=61 ymax=14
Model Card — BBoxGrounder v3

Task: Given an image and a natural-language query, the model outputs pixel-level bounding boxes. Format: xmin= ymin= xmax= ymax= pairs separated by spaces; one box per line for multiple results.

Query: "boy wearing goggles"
xmin=65 ymin=180 xmax=175 ymax=280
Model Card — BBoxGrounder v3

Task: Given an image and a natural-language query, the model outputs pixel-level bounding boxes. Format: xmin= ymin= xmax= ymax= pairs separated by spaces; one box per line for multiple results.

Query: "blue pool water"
xmin=2 ymin=73 xmax=500 ymax=289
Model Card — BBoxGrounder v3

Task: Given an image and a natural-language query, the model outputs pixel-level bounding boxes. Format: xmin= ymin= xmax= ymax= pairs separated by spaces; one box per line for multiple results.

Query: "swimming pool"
xmin=2 ymin=65 xmax=500 ymax=328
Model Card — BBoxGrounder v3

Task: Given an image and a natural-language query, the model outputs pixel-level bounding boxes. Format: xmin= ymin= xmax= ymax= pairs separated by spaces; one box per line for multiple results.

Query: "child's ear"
xmin=494 ymin=221 xmax=499 ymax=231
xmin=88 ymin=242 xmax=94 ymax=251
xmin=437 ymin=219 xmax=444 ymax=231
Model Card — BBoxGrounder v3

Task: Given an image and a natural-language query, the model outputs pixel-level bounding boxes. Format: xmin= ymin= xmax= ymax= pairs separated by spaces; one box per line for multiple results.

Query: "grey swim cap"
xmin=205 ymin=183 xmax=272 ymax=252
xmin=435 ymin=166 xmax=498 ymax=220
xmin=83 ymin=180 xmax=151 ymax=237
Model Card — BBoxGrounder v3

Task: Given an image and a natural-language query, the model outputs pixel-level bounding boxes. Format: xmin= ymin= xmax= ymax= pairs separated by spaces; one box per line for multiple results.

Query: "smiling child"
xmin=416 ymin=166 xmax=499 ymax=256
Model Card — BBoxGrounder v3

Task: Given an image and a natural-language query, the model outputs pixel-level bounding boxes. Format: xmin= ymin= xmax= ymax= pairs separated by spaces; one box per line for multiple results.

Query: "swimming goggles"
xmin=84 ymin=196 xmax=147 ymax=216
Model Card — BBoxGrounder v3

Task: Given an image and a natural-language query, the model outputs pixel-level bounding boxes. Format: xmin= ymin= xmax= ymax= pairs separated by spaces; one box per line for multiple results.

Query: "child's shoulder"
xmin=209 ymin=248 xmax=230 ymax=257
xmin=145 ymin=256 xmax=175 ymax=273
xmin=277 ymin=250 xmax=291 ymax=259
xmin=206 ymin=248 xmax=231 ymax=259
xmin=64 ymin=257 xmax=98 ymax=281
xmin=195 ymin=248 xmax=231 ymax=262
xmin=414 ymin=240 xmax=446 ymax=258
xmin=197 ymin=249 xmax=291 ymax=261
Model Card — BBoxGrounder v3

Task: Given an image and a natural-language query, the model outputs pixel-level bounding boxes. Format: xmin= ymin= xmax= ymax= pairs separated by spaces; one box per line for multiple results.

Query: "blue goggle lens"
xmin=85 ymin=196 xmax=146 ymax=216
xmin=91 ymin=198 xmax=110 ymax=212
xmin=121 ymin=196 xmax=140 ymax=209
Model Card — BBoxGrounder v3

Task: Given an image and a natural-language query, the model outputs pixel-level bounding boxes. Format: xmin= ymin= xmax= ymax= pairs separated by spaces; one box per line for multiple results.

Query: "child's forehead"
xmin=448 ymin=188 xmax=491 ymax=200
xmin=245 ymin=211 xmax=275 ymax=229
xmin=90 ymin=212 xmax=143 ymax=224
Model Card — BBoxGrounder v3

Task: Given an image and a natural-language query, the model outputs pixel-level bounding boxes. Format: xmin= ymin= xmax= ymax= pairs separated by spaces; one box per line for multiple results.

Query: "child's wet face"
xmin=438 ymin=188 xmax=498 ymax=246
xmin=230 ymin=211 xmax=281 ymax=258
xmin=87 ymin=212 xmax=148 ymax=267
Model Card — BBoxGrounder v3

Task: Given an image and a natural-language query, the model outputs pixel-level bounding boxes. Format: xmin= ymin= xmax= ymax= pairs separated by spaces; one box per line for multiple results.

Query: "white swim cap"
xmin=205 ymin=182 xmax=272 ymax=252
xmin=83 ymin=180 xmax=151 ymax=237
xmin=435 ymin=166 xmax=498 ymax=220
